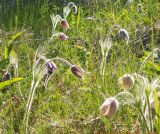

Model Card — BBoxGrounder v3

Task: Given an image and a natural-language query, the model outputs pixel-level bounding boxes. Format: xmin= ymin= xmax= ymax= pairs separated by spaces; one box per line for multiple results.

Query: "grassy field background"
xmin=0 ymin=0 xmax=160 ymax=133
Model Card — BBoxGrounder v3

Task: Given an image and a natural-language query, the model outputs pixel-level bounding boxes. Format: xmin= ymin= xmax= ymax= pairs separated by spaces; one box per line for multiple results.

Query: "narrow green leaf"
xmin=0 ymin=77 xmax=24 ymax=90
xmin=7 ymin=32 xmax=24 ymax=56
xmin=76 ymin=7 xmax=80 ymax=30
xmin=154 ymin=90 xmax=159 ymax=115
xmin=4 ymin=46 xmax=8 ymax=59
xmin=0 ymin=59 xmax=9 ymax=69
xmin=11 ymin=32 xmax=23 ymax=41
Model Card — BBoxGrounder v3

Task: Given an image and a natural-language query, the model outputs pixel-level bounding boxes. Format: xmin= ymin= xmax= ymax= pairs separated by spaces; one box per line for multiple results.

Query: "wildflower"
xmin=61 ymin=19 xmax=69 ymax=29
xmin=46 ymin=60 xmax=57 ymax=75
xmin=72 ymin=5 xmax=77 ymax=14
xmin=59 ymin=33 xmax=68 ymax=41
xmin=119 ymin=28 xmax=129 ymax=43
xmin=100 ymin=97 xmax=119 ymax=119
xmin=68 ymin=2 xmax=74 ymax=8
xmin=50 ymin=14 xmax=62 ymax=34
xmin=63 ymin=2 xmax=77 ymax=18
xmin=71 ymin=65 xmax=84 ymax=79
xmin=2 ymin=72 xmax=11 ymax=81
xmin=118 ymin=74 xmax=135 ymax=90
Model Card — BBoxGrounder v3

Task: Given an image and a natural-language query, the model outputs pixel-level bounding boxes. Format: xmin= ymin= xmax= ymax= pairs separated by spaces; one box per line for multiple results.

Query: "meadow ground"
xmin=0 ymin=0 xmax=160 ymax=133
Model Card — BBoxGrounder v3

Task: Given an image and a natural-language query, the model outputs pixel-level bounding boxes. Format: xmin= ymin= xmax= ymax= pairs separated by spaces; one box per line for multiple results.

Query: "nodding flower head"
xmin=118 ymin=74 xmax=135 ymax=90
xmin=2 ymin=72 xmax=11 ymax=81
xmin=72 ymin=5 xmax=77 ymax=14
xmin=71 ymin=65 xmax=84 ymax=79
xmin=61 ymin=19 xmax=69 ymax=29
xmin=59 ymin=33 xmax=68 ymax=41
xmin=46 ymin=60 xmax=57 ymax=75
xmin=119 ymin=29 xmax=129 ymax=43
xmin=100 ymin=97 xmax=119 ymax=119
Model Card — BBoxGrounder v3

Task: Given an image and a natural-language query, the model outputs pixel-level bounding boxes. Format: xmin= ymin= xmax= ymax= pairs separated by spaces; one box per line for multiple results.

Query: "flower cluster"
xmin=50 ymin=2 xmax=77 ymax=41
xmin=99 ymin=73 xmax=160 ymax=133
xmin=24 ymin=50 xmax=85 ymax=133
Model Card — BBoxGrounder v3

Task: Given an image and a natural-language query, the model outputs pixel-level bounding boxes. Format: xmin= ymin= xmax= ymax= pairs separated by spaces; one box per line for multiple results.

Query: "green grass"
xmin=0 ymin=0 xmax=160 ymax=133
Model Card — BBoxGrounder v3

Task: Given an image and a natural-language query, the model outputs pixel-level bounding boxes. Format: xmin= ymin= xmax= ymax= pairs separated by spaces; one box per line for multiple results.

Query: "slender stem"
xmin=24 ymin=78 xmax=41 ymax=134
xmin=51 ymin=57 xmax=72 ymax=67
xmin=115 ymin=91 xmax=134 ymax=99
xmin=44 ymin=73 xmax=55 ymax=89
xmin=23 ymin=79 xmax=34 ymax=133
xmin=102 ymin=53 xmax=107 ymax=82
xmin=140 ymin=52 xmax=152 ymax=73
xmin=49 ymin=33 xmax=60 ymax=42
xmin=16 ymin=65 xmax=25 ymax=101
xmin=136 ymin=105 xmax=150 ymax=134
xmin=146 ymin=90 xmax=153 ymax=132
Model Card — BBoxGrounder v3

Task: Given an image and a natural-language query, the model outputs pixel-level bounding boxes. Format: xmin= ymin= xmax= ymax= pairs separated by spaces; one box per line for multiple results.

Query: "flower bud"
xmin=68 ymin=2 xmax=74 ymax=8
xmin=2 ymin=72 xmax=11 ymax=81
xmin=72 ymin=5 xmax=77 ymax=14
xmin=119 ymin=29 xmax=129 ymax=43
xmin=46 ymin=61 xmax=57 ymax=75
xmin=59 ymin=33 xmax=68 ymax=41
xmin=118 ymin=74 xmax=135 ymax=90
xmin=100 ymin=97 xmax=119 ymax=119
xmin=71 ymin=65 xmax=84 ymax=79
xmin=61 ymin=19 xmax=69 ymax=29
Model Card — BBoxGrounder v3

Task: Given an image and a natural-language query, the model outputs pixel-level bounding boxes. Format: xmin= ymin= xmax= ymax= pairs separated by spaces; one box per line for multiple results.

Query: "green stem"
xmin=136 ymin=106 xmax=150 ymax=134
xmin=24 ymin=78 xmax=41 ymax=134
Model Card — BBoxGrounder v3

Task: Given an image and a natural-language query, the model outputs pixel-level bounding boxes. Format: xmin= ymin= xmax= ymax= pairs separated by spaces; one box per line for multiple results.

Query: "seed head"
xmin=71 ymin=65 xmax=84 ymax=79
xmin=2 ymin=72 xmax=11 ymax=81
xmin=119 ymin=29 xmax=129 ymax=43
xmin=59 ymin=33 xmax=68 ymax=41
xmin=61 ymin=19 xmax=69 ymax=29
xmin=118 ymin=74 xmax=135 ymax=90
xmin=46 ymin=60 xmax=57 ymax=75
xmin=100 ymin=97 xmax=119 ymax=119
